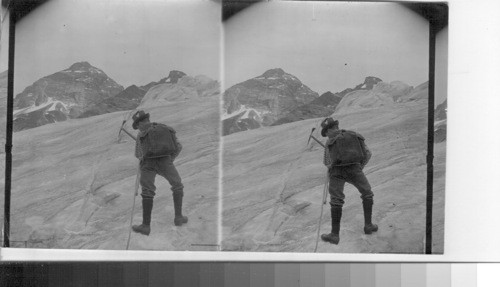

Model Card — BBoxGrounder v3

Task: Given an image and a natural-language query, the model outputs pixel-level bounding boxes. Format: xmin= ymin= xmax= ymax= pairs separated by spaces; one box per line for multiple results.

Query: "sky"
xmin=0 ymin=6 xmax=9 ymax=73
xmin=1 ymin=0 xmax=447 ymax=105
xmin=435 ymin=27 xmax=448 ymax=107
xmin=224 ymin=1 xmax=432 ymax=95
xmin=9 ymin=0 xmax=221 ymax=94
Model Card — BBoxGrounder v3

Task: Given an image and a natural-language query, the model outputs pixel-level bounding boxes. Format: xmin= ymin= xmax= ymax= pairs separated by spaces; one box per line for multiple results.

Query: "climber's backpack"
xmin=140 ymin=123 xmax=180 ymax=158
xmin=327 ymin=130 xmax=366 ymax=166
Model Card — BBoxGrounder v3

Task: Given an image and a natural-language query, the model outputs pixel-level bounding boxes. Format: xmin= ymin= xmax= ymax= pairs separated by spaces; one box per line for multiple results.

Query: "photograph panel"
xmin=222 ymin=1 xmax=447 ymax=254
xmin=4 ymin=0 xmax=221 ymax=251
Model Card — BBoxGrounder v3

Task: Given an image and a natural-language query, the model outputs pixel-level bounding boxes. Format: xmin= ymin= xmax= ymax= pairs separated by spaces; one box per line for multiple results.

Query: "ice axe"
xmin=118 ymin=120 xmax=137 ymax=141
xmin=307 ymin=127 xmax=325 ymax=148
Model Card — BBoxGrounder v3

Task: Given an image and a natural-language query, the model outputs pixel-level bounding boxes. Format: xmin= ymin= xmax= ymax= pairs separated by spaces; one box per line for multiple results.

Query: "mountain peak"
xmin=223 ymin=68 xmax=318 ymax=134
xmin=68 ymin=61 xmax=93 ymax=71
xmin=320 ymin=91 xmax=335 ymax=98
xmin=13 ymin=61 xmax=124 ymax=130
xmin=165 ymin=70 xmax=186 ymax=84
xmin=169 ymin=70 xmax=186 ymax=76
xmin=363 ymin=76 xmax=383 ymax=89
xmin=262 ymin=68 xmax=285 ymax=78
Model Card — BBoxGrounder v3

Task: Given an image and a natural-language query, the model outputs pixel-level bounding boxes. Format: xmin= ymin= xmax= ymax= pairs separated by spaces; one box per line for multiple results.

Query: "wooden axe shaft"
xmin=120 ymin=127 xmax=136 ymax=140
xmin=309 ymin=135 xmax=325 ymax=148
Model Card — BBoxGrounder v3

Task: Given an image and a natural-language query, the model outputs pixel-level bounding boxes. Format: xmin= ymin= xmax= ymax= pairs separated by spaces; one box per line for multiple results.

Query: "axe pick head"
xmin=307 ymin=127 xmax=316 ymax=145
xmin=118 ymin=120 xmax=127 ymax=137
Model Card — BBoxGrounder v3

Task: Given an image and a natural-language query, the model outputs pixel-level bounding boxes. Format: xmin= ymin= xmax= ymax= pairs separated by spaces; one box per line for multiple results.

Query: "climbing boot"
xmin=173 ymin=193 xmax=188 ymax=226
xmin=132 ymin=197 xmax=153 ymax=236
xmin=362 ymin=199 xmax=378 ymax=234
xmin=321 ymin=206 xmax=342 ymax=245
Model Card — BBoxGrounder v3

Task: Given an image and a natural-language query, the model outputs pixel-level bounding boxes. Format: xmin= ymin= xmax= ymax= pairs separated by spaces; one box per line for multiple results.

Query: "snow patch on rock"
xmin=222 ymin=104 xmax=269 ymax=121
xmin=13 ymin=97 xmax=71 ymax=117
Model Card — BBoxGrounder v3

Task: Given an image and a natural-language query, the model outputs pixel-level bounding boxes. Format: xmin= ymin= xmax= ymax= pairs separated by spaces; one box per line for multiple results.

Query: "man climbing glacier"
xmin=131 ymin=110 xmax=187 ymax=236
xmin=320 ymin=117 xmax=378 ymax=244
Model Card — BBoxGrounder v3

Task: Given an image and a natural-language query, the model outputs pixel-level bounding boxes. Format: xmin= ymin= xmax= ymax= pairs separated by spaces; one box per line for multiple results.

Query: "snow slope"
xmin=222 ymin=81 xmax=445 ymax=254
xmin=3 ymin=76 xmax=220 ymax=251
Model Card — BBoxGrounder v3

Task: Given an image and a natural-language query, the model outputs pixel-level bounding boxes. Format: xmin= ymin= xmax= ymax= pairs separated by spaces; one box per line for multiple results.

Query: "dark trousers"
xmin=140 ymin=156 xmax=184 ymax=198
xmin=328 ymin=164 xmax=373 ymax=207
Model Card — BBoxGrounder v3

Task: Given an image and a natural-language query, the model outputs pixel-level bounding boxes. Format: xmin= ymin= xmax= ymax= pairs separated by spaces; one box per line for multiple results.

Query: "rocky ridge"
xmin=272 ymin=76 xmax=382 ymax=126
xmin=12 ymin=63 xmax=192 ymax=131
xmin=79 ymin=70 xmax=190 ymax=118
xmin=141 ymin=70 xmax=186 ymax=91
xmin=78 ymin=85 xmax=147 ymax=118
